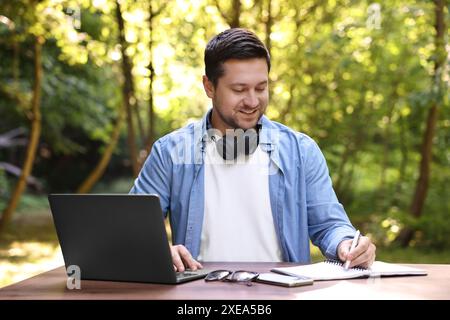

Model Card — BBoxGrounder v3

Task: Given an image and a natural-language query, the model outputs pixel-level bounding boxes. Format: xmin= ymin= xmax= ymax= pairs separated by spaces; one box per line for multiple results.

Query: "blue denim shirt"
xmin=130 ymin=110 xmax=356 ymax=263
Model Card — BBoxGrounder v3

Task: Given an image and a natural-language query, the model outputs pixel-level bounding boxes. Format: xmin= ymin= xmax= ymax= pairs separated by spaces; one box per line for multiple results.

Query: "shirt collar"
xmin=193 ymin=108 xmax=281 ymax=170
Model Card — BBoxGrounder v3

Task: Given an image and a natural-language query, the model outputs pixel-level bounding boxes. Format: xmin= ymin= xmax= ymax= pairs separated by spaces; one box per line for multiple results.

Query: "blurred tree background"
xmin=0 ymin=0 xmax=448 ymax=287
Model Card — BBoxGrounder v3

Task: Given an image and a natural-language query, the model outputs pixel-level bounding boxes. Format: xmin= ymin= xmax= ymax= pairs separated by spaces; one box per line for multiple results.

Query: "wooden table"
xmin=0 ymin=262 xmax=448 ymax=300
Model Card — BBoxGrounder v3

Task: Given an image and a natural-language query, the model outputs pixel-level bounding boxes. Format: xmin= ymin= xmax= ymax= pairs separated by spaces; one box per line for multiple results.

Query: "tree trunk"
xmin=264 ymin=0 xmax=273 ymax=56
xmin=0 ymin=36 xmax=43 ymax=232
xmin=135 ymin=103 xmax=146 ymax=148
xmin=144 ymin=0 xmax=156 ymax=157
xmin=142 ymin=1 xmax=168 ymax=160
xmin=144 ymin=53 xmax=155 ymax=153
xmin=264 ymin=0 xmax=274 ymax=100
xmin=214 ymin=0 xmax=241 ymax=28
xmin=230 ymin=0 xmax=241 ymax=28
xmin=76 ymin=106 xmax=125 ymax=193
xmin=397 ymin=0 xmax=445 ymax=247
xmin=115 ymin=0 xmax=140 ymax=177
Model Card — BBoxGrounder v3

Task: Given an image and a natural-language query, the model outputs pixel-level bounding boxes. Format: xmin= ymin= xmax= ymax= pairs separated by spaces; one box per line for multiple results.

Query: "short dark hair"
xmin=205 ymin=28 xmax=271 ymax=87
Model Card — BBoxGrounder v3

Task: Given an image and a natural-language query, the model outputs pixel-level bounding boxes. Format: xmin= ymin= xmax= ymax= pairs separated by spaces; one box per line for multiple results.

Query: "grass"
xmin=0 ymin=178 xmax=135 ymax=289
xmin=0 ymin=189 xmax=449 ymax=289
xmin=0 ymin=196 xmax=63 ymax=289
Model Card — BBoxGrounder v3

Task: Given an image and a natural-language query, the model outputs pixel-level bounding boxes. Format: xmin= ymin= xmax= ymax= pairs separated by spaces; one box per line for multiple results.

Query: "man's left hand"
xmin=337 ymin=235 xmax=376 ymax=269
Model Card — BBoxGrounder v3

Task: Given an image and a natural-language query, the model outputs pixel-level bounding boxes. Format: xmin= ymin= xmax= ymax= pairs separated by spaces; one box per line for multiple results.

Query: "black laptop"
xmin=48 ymin=194 xmax=209 ymax=284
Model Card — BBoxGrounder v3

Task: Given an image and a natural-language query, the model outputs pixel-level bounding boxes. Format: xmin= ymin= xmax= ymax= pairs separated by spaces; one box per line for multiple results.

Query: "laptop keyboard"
xmin=176 ymin=269 xmax=208 ymax=280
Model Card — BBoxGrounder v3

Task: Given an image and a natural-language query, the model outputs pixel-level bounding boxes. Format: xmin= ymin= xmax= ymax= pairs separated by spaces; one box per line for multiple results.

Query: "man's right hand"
xmin=170 ymin=244 xmax=203 ymax=272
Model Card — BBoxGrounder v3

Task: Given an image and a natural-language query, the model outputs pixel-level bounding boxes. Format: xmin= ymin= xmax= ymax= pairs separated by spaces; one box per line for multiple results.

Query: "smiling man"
xmin=205 ymin=57 xmax=268 ymax=132
xmin=130 ymin=28 xmax=376 ymax=272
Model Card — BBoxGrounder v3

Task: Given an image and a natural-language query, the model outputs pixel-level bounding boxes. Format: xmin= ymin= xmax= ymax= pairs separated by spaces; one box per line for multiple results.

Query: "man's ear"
xmin=202 ymin=75 xmax=215 ymax=99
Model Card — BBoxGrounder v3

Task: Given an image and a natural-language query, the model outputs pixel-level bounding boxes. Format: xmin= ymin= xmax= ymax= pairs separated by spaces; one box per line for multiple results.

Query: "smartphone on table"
xmin=256 ymin=273 xmax=313 ymax=287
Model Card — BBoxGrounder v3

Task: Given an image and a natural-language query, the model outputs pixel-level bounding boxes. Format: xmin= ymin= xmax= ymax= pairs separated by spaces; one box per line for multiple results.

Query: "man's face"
xmin=203 ymin=58 xmax=269 ymax=133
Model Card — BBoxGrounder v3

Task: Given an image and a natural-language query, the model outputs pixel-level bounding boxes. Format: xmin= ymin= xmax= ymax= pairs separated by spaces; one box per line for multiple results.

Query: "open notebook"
xmin=272 ymin=260 xmax=427 ymax=281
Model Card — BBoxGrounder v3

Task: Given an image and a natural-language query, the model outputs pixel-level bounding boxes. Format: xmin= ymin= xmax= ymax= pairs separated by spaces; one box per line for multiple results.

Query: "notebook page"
xmin=368 ymin=261 xmax=427 ymax=276
xmin=272 ymin=261 xmax=370 ymax=281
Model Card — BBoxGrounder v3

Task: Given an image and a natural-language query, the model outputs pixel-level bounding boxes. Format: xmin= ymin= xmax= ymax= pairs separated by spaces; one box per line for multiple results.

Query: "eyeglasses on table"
xmin=204 ymin=270 xmax=259 ymax=286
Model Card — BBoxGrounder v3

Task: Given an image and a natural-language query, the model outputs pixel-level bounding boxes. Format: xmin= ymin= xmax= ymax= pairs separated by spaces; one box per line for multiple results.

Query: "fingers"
xmin=347 ymin=236 xmax=370 ymax=261
xmin=171 ymin=245 xmax=186 ymax=272
xmin=337 ymin=239 xmax=352 ymax=261
xmin=171 ymin=245 xmax=203 ymax=272
xmin=338 ymin=236 xmax=377 ymax=269
xmin=348 ymin=241 xmax=377 ymax=269
xmin=177 ymin=245 xmax=203 ymax=270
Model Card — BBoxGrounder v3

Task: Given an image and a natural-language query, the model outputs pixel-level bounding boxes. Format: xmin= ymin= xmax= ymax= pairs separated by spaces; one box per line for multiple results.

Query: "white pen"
xmin=344 ymin=230 xmax=360 ymax=270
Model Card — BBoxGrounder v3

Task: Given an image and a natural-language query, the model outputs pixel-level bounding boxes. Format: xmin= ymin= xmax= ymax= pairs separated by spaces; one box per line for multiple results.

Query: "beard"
xmin=212 ymin=100 xmax=265 ymax=130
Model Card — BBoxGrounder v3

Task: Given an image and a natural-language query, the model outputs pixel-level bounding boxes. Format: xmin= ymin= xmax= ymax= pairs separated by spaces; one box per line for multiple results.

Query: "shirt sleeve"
xmin=302 ymin=136 xmax=356 ymax=260
xmin=129 ymin=139 xmax=172 ymax=216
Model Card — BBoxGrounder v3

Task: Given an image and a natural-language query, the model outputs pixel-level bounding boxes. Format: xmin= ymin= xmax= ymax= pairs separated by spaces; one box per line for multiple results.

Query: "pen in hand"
xmin=344 ymin=230 xmax=360 ymax=270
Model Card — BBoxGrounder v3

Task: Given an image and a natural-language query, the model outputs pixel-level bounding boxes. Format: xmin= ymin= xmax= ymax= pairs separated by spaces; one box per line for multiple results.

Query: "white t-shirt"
xmin=198 ymin=139 xmax=283 ymax=262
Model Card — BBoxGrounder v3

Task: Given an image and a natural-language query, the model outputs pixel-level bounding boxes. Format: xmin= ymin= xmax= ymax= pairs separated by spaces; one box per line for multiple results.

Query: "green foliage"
xmin=0 ymin=0 xmax=448 ymax=251
xmin=376 ymin=247 xmax=450 ymax=264
xmin=40 ymin=43 xmax=120 ymax=154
